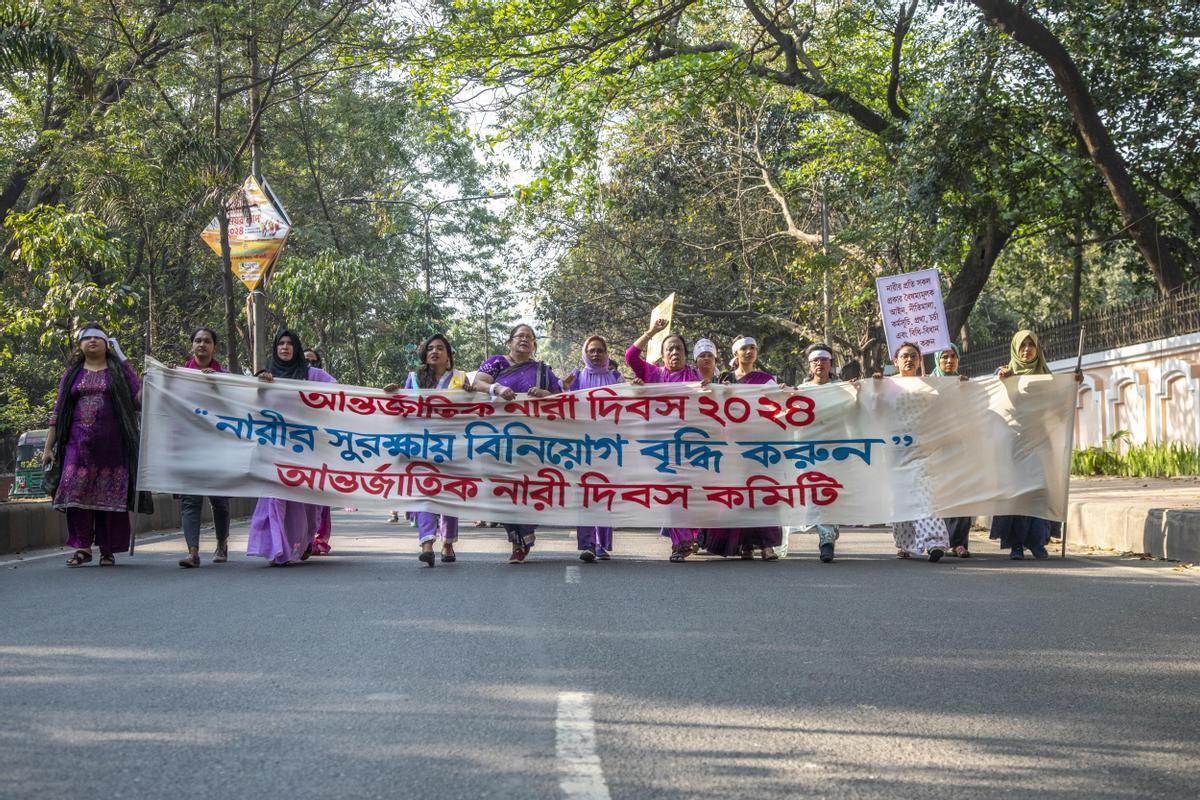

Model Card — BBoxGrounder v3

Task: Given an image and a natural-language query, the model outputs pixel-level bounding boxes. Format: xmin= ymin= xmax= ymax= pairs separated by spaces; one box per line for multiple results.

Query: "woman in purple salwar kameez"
xmin=625 ymin=318 xmax=704 ymax=562
xmin=383 ymin=333 xmax=474 ymax=567
xmin=473 ymin=324 xmax=563 ymax=564
xmin=564 ymin=335 xmax=624 ymax=562
xmin=246 ymin=330 xmax=336 ymax=566
xmin=43 ymin=325 xmax=142 ymax=567
xmin=701 ymin=336 xmax=782 ymax=562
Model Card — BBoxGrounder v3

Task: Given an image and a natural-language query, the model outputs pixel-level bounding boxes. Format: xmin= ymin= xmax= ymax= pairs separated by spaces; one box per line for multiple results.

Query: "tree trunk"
xmin=944 ymin=220 xmax=1014 ymax=338
xmin=969 ymin=0 xmax=1184 ymax=294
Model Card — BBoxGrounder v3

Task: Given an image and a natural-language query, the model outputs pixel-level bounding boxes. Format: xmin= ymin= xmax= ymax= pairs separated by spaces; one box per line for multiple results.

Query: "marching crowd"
xmin=40 ymin=318 xmax=1076 ymax=570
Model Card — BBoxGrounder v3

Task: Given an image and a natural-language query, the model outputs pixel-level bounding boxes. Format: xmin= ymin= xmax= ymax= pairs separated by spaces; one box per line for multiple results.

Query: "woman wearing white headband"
xmin=716 ymin=336 xmax=777 ymax=387
xmin=701 ymin=335 xmax=782 ymax=562
xmin=792 ymin=342 xmax=840 ymax=563
xmin=692 ymin=338 xmax=720 ymax=383
xmin=42 ymin=324 xmax=145 ymax=568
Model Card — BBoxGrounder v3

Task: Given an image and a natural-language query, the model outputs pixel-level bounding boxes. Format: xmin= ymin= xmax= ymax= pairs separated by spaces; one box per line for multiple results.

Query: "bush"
xmin=1072 ymin=434 xmax=1200 ymax=478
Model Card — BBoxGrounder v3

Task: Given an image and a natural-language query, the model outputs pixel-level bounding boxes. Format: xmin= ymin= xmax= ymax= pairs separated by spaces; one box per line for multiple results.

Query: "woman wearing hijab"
xmin=381 ymin=333 xmax=473 ymax=566
xmin=564 ymin=335 xmax=624 ymax=562
xmin=246 ymin=329 xmax=337 ymax=566
xmin=624 ymin=319 xmax=703 ymax=562
xmin=930 ymin=343 xmax=974 ymax=557
xmin=41 ymin=324 xmax=143 ymax=567
xmin=875 ymin=342 xmax=951 ymax=562
xmin=701 ymin=336 xmax=782 ymax=561
xmin=175 ymin=326 xmax=232 ymax=568
xmin=989 ymin=329 xmax=1081 ymax=559
xmin=473 ymin=324 xmax=563 ymax=564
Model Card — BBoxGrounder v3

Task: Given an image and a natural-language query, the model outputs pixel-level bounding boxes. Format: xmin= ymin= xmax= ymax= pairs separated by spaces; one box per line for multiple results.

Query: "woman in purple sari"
xmin=246 ymin=329 xmax=337 ymax=566
xmin=564 ymin=334 xmax=624 ymax=562
xmin=625 ymin=318 xmax=703 ymax=562
xmin=473 ymin=324 xmax=563 ymax=564
xmin=42 ymin=325 xmax=143 ymax=567
xmin=703 ymin=336 xmax=782 ymax=561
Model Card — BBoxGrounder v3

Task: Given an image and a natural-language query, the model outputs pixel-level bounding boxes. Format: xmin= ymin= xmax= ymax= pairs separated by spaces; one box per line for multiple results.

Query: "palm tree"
xmin=0 ymin=0 xmax=83 ymax=82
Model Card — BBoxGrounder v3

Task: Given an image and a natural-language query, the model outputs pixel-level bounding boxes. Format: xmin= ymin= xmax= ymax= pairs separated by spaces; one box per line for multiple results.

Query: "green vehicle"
xmin=11 ymin=429 xmax=49 ymax=499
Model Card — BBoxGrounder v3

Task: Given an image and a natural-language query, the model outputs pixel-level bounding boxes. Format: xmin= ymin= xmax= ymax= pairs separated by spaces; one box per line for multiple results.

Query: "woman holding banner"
xmin=989 ymin=330 xmax=1082 ymax=560
xmin=247 ymin=329 xmax=337 ymax=566
xmin=563 ymin=335 xmax=624 ymax=562
xmin=932 ymin=344 xmax=974 ymax=557
xmin=42 ymin=325 xmax=144 ymax=568
xmin=381 ymin=333 xmax=473 ymax=567
xmin=625 ymin=319 xmax=704 ymax=562
xmin=702 ymin=336 xmax=782 ymax=561
xmin=473 ymin=324 xmax=563 ymax=564
xmin=175 ymin=326 xmax=232 ymax=568
xmin=875 ymin=342 xmax=950 ymax=562
xmin=791 ymin=342 xmax=842 ymax=563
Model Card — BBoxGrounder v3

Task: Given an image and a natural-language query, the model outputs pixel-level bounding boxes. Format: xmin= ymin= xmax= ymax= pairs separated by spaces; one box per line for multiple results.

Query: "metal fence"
xmin=959 ymin=282 xmax=1200 ymax=376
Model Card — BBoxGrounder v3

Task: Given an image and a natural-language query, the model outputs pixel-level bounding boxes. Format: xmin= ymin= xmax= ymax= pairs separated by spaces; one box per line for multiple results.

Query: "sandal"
xmin=739 ymin=545 xmax=755 ymax=560
xmin=762 ymin=547 xmax=779 ymax=562
xmin=99 ymin=554 xmax=115 ymax=566
xmin=441 ymin=546 xmax=456 ymax=563
xmin=897 ymin=550 xmax=912 ymax=559
xmin=66 ymin=549 xmax=92 ymax=567
xmin=669 ymin=546 xmax=687 ymax=562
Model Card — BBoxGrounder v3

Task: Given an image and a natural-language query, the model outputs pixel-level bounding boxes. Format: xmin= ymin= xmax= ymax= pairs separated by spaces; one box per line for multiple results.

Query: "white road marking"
xmin=556 ymin=691 xmax=611 ymax=800
xmin=565 ymin=565 xmax=581 ymax=584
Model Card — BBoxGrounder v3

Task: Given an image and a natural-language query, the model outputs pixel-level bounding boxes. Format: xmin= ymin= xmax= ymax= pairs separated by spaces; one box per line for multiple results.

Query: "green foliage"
xmin=1072 ymin=441 xmax=1200 ymax=478
xmin=3 ymin=205 xmax=140 ymax=349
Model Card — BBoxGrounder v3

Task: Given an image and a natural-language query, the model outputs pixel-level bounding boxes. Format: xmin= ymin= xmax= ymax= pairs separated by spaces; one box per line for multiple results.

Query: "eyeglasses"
xmin=898 ymin=353 xmax=920 ymax=360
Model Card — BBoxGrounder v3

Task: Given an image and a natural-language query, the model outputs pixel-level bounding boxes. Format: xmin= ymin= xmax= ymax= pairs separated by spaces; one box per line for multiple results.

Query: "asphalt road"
xmin=2 ymin=513 xmax=1198 ymax=799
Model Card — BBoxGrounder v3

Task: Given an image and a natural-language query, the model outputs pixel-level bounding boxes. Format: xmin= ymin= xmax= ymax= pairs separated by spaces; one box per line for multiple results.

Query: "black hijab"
xmin=269 ymin=329 xmax=311 ymax=380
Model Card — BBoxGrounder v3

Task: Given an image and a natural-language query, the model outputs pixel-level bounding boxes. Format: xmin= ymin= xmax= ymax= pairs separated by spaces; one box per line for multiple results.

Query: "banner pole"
xmin=1063 ymin=325 xmax=1086 ymax=558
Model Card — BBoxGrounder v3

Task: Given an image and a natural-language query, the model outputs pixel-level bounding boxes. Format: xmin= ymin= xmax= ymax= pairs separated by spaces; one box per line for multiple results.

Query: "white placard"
xmin=875 ymin=268 xmax=952 ymax=359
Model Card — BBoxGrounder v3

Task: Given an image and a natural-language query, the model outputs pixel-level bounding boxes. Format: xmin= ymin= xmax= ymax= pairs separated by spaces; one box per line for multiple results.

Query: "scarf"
xmin=931 ymin=343 xmax=961 ymax=376
xmin=579 ymin=335 xmax=619 ymax=382
xmin=268 ymin=329 xmax=311 ymax=380
xmin=184 ymin=356 xmax=223 ymax=372
xmin=1007 ymin=329 xmax=1050 ymax=376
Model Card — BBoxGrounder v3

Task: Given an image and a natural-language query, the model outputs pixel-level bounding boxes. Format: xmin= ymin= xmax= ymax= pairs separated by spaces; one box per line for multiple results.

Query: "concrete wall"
xmin=1055 ymin=331 xmax=1200 ymax=449
xmin=0 ymin=495 xmax=257 ymax=555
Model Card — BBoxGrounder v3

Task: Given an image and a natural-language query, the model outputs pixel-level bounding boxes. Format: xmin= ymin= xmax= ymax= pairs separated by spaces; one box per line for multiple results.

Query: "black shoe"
xmin=418 ymin=550 xmax=435 ymax=567
xmin=579 ymin=550 xmax=596 ymax=563
xmin=300 ymin=544 xmax=312 ymax=561
xmin=819 ymin=543 xmax=834 ymax=563
xmin=928 ymin=548 xmax=944 ymax=563
xmin=1009 ymin=548 xmax=1025 ymax=560
xmin=1030 ymin=544 xmax=1050 ymax=560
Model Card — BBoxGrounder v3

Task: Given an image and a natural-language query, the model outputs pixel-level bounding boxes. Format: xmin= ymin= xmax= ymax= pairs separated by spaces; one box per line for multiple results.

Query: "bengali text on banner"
xmin=137 ymin=358 xmax=1077 ymax=527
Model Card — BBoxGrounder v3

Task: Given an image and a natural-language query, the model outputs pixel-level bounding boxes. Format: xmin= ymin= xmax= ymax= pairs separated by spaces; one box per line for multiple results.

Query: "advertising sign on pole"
xmin=201 ymin=176 xmax=292 ymax=290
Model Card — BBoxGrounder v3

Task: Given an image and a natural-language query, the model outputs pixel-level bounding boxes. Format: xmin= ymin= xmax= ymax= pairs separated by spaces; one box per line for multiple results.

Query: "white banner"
xmin=137 ymin=359 xmax=1076 ymax=526
xmin=876 ymin=268 xmax=951 ymax=357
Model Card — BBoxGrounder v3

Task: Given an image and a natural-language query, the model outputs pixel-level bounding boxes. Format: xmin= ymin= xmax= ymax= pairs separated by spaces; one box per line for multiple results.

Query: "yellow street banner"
xmin=201 ymin=176 xmax=292 ymax=290
xmin=645 ymin=292 xmax=676 ymax=364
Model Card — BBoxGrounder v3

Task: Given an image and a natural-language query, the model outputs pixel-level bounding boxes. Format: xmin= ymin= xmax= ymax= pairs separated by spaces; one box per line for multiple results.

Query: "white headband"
xmin=693 ymin=339 xmax=717 ymax=359
xmin=77 ymin=327 xmax=107 ymax=342
xmin=731 ymin=336 xmax=757 ymax=353
xmin=808 ymin=349 xmax=832 ymax=361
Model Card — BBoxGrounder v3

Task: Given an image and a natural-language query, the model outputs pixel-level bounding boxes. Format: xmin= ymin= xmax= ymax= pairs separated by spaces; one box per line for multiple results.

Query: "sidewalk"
xmin=1066 ymin=476 xmax=1200 ymax=563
